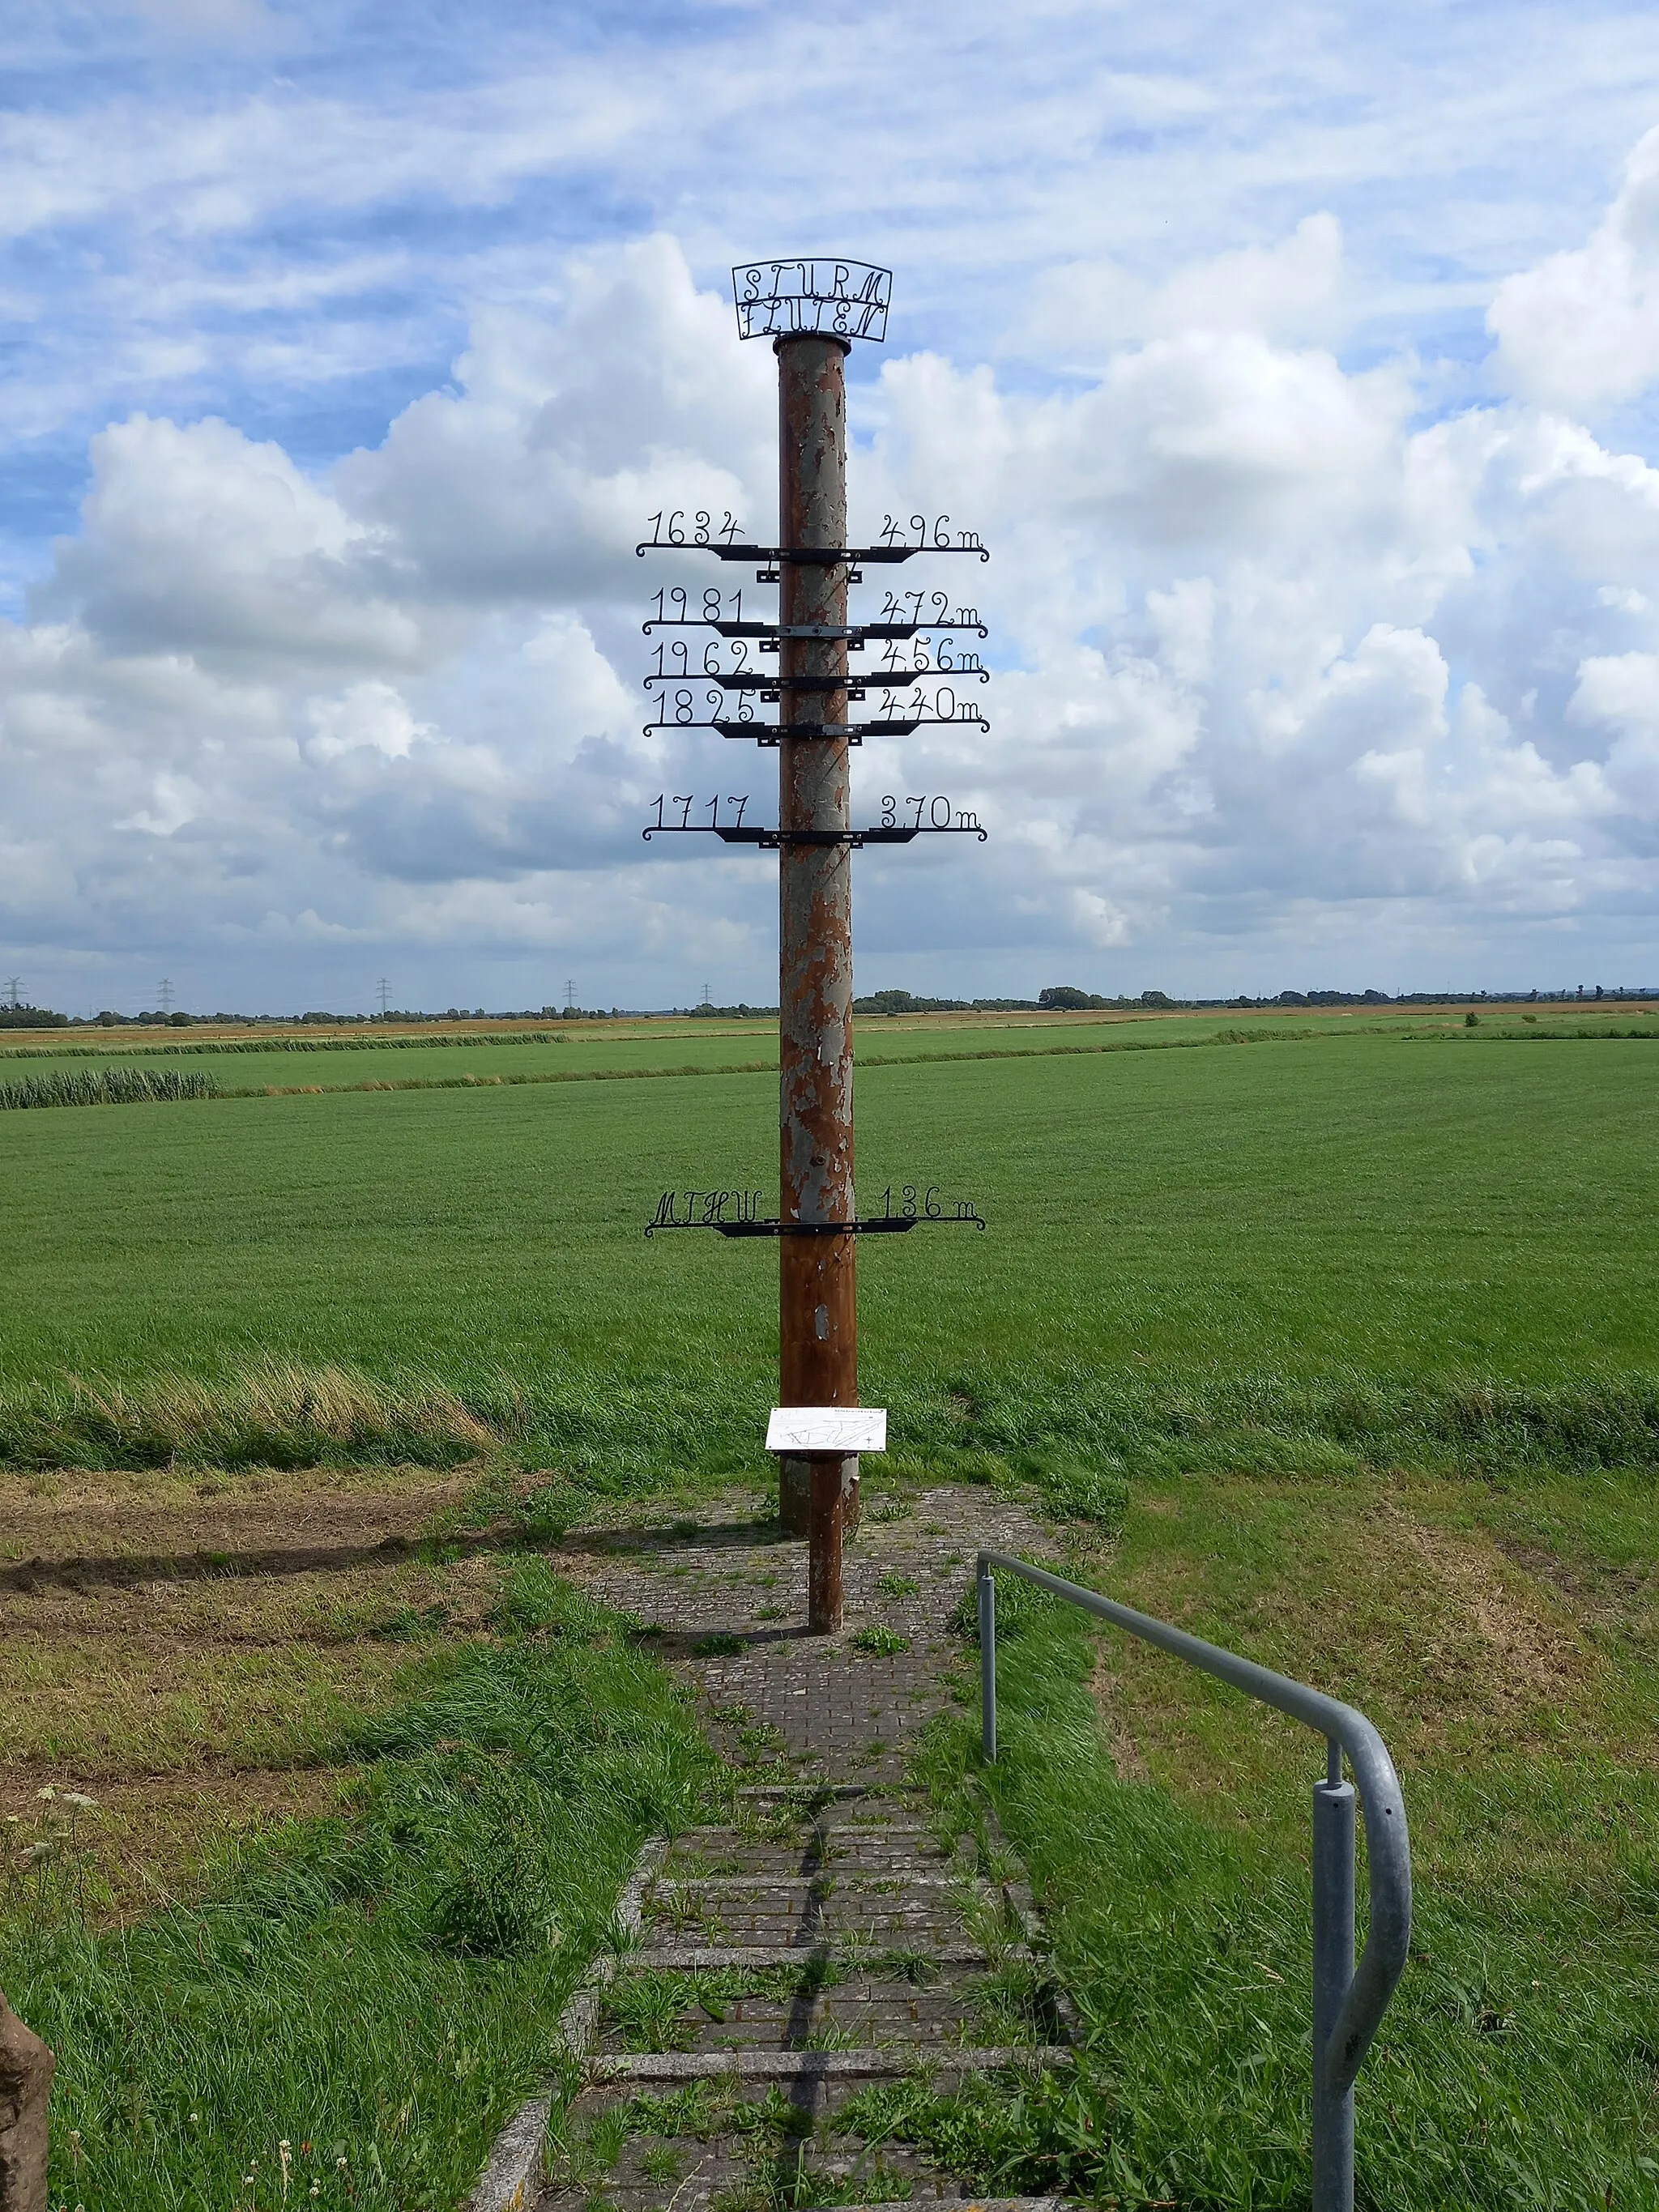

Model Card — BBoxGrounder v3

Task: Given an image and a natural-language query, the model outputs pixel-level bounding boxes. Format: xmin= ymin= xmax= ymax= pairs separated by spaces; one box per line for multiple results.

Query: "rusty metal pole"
xmin=774 ymin=333 xmax=859 ymax=1630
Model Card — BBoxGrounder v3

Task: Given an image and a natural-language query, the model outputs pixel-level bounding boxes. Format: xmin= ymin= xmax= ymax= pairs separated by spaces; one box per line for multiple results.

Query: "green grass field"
xmin=1 ymin=1025 xmax=1655 ymax=1466
xmin=2 ymin=1018 xmax=1657 ymax=2207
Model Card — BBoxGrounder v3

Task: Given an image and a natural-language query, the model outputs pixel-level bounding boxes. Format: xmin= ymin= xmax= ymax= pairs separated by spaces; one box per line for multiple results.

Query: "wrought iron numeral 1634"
xmin=643 ymin=509 xmax=744 ymax=548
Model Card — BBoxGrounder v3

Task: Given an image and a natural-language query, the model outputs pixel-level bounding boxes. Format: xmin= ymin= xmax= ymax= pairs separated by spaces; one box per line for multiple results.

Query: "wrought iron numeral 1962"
xmin=646 ymin=639 xmax=753 ymax=680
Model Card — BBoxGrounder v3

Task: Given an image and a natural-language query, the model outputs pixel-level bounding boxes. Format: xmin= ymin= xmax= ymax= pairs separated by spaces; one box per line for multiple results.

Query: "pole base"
xmin=807 ymin=1455 xmax=859 ymax=1632
xmin=780 ymin=1455 xmax=859 ymax=1538
xmin=779 ymin=1455 xmax=811 ymax=1534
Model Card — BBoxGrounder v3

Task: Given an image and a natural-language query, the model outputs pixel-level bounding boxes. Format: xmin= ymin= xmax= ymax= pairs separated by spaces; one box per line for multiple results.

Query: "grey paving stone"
xmin=522 ymin=1485 xmax=1072 ymax=2212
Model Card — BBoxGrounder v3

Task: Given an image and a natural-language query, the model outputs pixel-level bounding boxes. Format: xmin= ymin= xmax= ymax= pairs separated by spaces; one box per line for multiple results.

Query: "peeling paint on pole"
xmin=775 ymin=334 xmax=859 ymax=1617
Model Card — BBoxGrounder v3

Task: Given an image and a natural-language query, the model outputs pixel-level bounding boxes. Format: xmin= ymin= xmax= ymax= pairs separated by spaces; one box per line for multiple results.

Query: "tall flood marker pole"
xmin=641 ymin=258 xmax=992 ymax=1630
xmin=775 ymin=329 xmax=858 ymax=1623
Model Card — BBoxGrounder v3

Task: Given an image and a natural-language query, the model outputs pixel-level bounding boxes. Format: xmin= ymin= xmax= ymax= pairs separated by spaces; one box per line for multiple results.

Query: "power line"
xmin=376 ymin=976 xmax=391 ymax=1016
xmin=564 ymin=978 xmax=576 ymax=1012
xmin=158 ymin=978 xmax=173 ymax=1016
xmin=3 ymin=977 xmax=20 ymax=1010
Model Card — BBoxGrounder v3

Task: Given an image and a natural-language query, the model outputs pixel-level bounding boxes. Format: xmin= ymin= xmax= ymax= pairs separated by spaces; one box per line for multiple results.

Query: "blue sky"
xmin=4 ymin=0 xmax=1659 ymax=1012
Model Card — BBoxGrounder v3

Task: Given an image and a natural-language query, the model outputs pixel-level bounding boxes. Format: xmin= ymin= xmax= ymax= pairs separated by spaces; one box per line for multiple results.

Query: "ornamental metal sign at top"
xmin=732 ymin=259 xmax=892 ymax=343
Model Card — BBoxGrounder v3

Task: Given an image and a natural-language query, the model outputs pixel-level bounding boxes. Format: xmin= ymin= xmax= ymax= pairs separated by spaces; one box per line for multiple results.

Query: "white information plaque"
xmin=766 ymin=1407 xmax=888 ymax=1455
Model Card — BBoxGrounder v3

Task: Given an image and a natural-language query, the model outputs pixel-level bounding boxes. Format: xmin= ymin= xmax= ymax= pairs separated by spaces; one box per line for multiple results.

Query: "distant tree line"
xmin=3 ymin=980 xmax=1654 ymax=1036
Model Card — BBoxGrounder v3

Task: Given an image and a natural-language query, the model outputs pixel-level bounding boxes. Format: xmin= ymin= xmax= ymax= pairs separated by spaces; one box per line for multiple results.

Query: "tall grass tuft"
xmin=6 ymin=1359 xmax=1659 ymax=1480
xmin=0 ymin=1066 xmax=217 ymax=1110
xmin=0 ymin=1361 xmax=497 ymax=1471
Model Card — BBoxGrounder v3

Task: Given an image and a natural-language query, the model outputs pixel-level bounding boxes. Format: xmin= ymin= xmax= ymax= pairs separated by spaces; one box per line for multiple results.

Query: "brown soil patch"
xmin=1488 ymin=1536 xmax=1659 ymax=1658
xmin=0 ymin=1462 xmax=480 ymax=1567
xmin=5 ymin=1766 xmax=360 ymax=1924
xmin=1099 ymin=1481 xmax=1613 ymax=1800
xmin=0 ymin=1465 xmax=544 ymax=1899
xmin=1088 ymin=1647 xmax=1149 ymax=1783
xmin=1375 ymin=1502 xmax=1595 ymax=1720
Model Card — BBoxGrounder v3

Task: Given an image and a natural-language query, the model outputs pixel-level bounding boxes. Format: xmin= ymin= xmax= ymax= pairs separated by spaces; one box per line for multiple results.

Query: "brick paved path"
xmin=528 ymin=1485 xmax=1073 ymax=2212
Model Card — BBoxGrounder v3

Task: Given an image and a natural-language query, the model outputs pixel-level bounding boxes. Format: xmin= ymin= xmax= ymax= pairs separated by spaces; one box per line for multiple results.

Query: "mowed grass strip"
xmin=914 ymin=1466 xmax=1659 ymax=2210
xmin=0 ymin=1464 xmax=591 ymax=1898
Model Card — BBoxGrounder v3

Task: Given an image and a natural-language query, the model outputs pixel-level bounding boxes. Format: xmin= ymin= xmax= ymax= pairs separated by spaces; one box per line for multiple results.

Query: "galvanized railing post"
xmin=1312 ymin=1741 xmax=1357 ymax=2212
xmin=974 ymin=1548 xmax=1409 ymax=2212
xmin=978 ymin=1560 xmax=996 ymax=1762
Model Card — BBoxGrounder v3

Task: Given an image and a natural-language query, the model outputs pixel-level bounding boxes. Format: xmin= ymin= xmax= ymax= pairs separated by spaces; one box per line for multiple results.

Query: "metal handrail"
xmin=976 ymin=1549 xmax=1412 ymax=2212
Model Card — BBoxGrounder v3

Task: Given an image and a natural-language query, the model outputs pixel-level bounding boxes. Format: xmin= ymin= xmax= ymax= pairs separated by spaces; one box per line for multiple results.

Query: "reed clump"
xmin=0 ymin=1066 xmax=217 ymax=1110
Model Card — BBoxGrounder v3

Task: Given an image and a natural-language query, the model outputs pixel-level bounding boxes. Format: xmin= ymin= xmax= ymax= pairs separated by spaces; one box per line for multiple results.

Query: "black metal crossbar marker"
xmin=718 ymin=718 xmax=872 ymax=744
xmin=646 ymin=1215 xmax=986 ymax=1238
xmin=642 ymin=825 xmax=987 ymax=847
xmin=702 ymin=674 xmax=871 ymax=694
xmin=714 ymin=1214 xmax=987 ymax=1237
xmin=644 ymin=675 xmax=868 ymax=700
xmin=639 ymin=621 xmax=988 ymax=641
xmin=646 ymin=715 xmax=986 ymax=742
xmin=697 ymin=670 xmax=986 ymax=693
xmin=636 ymin=542 xmax=989 ymax=565
xmin=702 ymin=621 xmax=988 ymax=641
